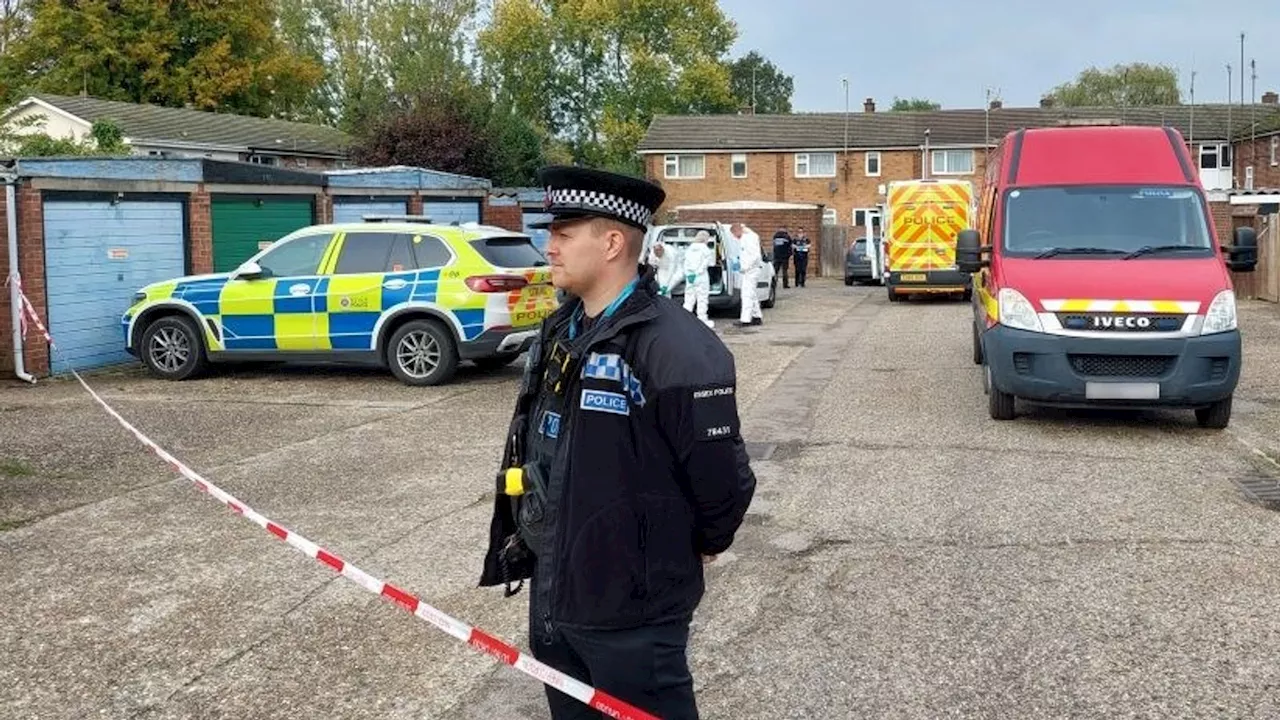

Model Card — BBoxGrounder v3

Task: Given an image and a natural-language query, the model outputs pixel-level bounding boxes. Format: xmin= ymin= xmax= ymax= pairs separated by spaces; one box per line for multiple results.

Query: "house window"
xmin=931 ymin=149 xmax=974 ymax=175
xmin=1199 ymin=143 xmax=1232 ymax=170
xmin=731 ymin=153 xmax=747 ymax=178
xmin=1271 ymin=137 xmax=1279 ymax=167
xmin=296 ymin=158 xmax=308 ymax=168
xmin=664 ymin=154 xmax=705 ymax=179
xmin=865 ymin=151 xmax=881 ymax=176
xmin=823 ymin=208 xmax=838 ymax=225
xmin=249 ymin=155 xmax=279 ymax=166
xmin=795 ymin=152 xmax=836 ymax=178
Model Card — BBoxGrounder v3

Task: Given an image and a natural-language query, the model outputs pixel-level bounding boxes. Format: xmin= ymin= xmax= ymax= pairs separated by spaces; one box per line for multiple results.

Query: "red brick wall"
xmin=646 ymin=149 xmax=989 ymax=229
xmin=316 ymin=192 xmax=332 ymax=223
xmin=1233 ymin=133 xmax=1280 ymax=189
xmin=673 ymin=207 xmax=826 ymax=276
xmin=483 ymin=197 xmax=524 ymax=232
xmin=7 ymin=186 xmax=49 ymax=375
xmin=0 ymin=188 xmax=10 ymax=374
xmin=408 ymin=194 xmax=424 ymax=215
xmin=189 ymin=187 xmax=212 ymax=275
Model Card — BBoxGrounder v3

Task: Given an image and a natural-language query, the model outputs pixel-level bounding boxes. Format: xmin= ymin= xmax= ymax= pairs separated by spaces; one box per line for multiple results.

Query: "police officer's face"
xmin=545 ymin=218 xmax=627 ymax=292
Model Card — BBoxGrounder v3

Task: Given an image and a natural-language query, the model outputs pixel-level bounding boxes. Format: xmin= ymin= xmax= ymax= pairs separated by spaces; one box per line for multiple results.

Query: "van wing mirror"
xmin=1226 ymin=226 xmax=1258 ymax=272
xmin=956 ymin=229 xmax=989 ymax=273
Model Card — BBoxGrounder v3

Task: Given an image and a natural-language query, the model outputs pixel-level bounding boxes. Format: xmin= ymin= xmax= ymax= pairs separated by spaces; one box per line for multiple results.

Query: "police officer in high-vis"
xmin=480 ymin=165 xmax=757 ymax=720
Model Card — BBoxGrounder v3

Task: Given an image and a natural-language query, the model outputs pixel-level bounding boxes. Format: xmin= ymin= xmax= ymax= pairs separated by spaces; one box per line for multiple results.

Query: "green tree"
xmin=1048 ymin=63 xmax=1182 ymax=107
xmin=890 ymin=97 xmax=941 ymax=111
xmin=479 ymin=0 xmax=739 ymax=173
xmin=727 ymin=51 xmax=793 ymax=114
xmin=3 ymin=0 xmax=323 ymax=117
xmin=0 ymin=0 xmax=27 ymax=57
xmin=276 ymin=0 xmax=479 ymax=132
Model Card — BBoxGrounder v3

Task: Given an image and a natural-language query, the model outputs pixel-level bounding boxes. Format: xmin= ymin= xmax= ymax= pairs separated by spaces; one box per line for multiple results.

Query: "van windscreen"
xmin=1003 ymin=186 xmax=1213 ymax=258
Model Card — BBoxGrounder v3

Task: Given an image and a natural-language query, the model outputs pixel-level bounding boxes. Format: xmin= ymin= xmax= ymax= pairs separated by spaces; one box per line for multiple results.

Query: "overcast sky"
xmin=718 ymin=0 xmax=1280 ymax=112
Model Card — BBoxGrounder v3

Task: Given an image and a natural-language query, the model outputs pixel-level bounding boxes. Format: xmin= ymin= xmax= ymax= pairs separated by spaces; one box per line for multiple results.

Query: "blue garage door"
xmin=423 ymin=200 xmax=480 ymax=225
xmin=332 ymin=199 xmax=408 ymax=223
xmin=43 ymin=199 xmax=186 ymax=373
xmin=522 ymin=211 xmax=553 ymax=253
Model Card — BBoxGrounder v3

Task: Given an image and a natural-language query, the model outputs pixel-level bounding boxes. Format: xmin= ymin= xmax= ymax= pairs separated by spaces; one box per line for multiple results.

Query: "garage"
xmin=332 ymin=198 xmax=408 ymax=223
xmin=211 ymin=195 xmax=315 ymax=272
xmin=42 ymin=195 xmax=187 ymax=373
xmin=423 ymin=199 xmax=481 ymax=225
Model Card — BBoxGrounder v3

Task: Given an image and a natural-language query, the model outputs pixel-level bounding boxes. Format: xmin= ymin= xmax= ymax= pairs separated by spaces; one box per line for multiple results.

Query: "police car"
xmin=122 ymin=217 xmax=557 ymax=386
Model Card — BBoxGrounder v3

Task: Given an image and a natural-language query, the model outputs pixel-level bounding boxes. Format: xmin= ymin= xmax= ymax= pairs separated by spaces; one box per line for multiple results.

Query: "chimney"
xmin=864 ymin=97 xmax=875 ymax=113
xmin=1039 ymin=95 xmax=1055 ymax=108
xmin=1263 ymin=90 xmax=1279 ymax=105
xmin=989 ymin=99 xmax=1003 ymax=110
xmin=738 ymin=105 xmax=755 ymax=115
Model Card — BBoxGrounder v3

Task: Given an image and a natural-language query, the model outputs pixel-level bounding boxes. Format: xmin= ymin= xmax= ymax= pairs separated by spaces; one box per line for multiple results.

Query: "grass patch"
xmin=0 ymin=458 xmax=35 ymax=477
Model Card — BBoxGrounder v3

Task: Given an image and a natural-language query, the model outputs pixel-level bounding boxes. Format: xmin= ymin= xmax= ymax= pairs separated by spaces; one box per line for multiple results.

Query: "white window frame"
xmin=852 ymin=207 xmax=881 ymax=229
xmin=794 ymin=152 xmax=837 ymax=178
xmin=931 ymin=149 xmax=973 ymax=175
xmin=865 ymin=151 xmax=881 ymax=177
xmin=822 ymin=208 xmax=838 ymax=225
xmin=731 ymin=153 xmax=748 ymax=179
xmin=1270 ymin=136 xmax=1278 ymax=167
xmin=664 ymin=154 xmax=705 ymax=179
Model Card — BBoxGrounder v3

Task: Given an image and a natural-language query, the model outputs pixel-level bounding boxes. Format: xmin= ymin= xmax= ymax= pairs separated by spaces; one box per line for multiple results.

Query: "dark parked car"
xmin=845 ymin=236 xmax=874 ymax=285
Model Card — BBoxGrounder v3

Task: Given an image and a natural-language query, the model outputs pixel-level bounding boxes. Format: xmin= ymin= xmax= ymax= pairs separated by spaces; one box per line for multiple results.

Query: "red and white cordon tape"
xmin=14 ymin=283 xmax=658 ymax=720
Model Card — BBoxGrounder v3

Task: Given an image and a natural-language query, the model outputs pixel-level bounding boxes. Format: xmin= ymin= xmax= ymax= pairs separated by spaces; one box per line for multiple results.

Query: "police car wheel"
xmin=387 ymin=319 xmax=458 ymax=386
xmin=141 ymin=315 xmax=207 ymax=381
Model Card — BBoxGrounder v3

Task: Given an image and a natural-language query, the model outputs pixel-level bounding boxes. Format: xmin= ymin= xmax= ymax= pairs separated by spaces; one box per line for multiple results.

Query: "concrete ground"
xmin=3 ymin=278 xmax=1279 ymax=719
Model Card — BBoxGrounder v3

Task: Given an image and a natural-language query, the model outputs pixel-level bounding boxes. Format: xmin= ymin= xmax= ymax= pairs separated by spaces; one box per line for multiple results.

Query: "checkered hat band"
xmin=547 ymin=188 xmax=652 ymax=226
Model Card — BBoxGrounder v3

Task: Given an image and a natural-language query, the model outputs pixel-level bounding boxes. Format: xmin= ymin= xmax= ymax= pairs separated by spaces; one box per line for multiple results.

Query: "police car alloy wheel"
xmin=141 ymin=315 xmax=208 ymax=381
xmin=387 ymin=319 xmax=458 ymax=386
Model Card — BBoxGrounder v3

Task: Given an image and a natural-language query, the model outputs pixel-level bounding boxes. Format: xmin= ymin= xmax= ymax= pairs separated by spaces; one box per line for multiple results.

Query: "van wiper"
xmin=1033 ymin=247 xmax=1125 ymax=259
xmin=1121 ymin=245 xmax=1205 ymax=260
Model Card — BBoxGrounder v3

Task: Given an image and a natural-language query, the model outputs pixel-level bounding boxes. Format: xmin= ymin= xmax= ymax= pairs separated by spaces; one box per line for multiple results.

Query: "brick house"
xmin=638 ymin=96 xmax=1280 ymax=241
xmin=2 ymin=94 xmax=353 ymax=169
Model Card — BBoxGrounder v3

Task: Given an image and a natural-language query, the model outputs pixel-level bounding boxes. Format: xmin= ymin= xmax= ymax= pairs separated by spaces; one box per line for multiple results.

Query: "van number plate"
xmin=1085 ymin=382 xmax=1160 ymax=400
xmin=900 ymin=273 xmax=927 ymax=282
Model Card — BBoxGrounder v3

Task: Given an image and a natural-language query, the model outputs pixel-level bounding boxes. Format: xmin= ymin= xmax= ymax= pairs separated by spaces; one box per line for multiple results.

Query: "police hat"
xmin=530 ymin=165 xmax=666 ymax=231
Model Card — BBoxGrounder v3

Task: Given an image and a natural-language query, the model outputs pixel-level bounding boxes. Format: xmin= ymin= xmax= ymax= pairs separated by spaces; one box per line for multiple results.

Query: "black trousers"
xmin=794 ymin=253 xmax=808 ymax=286
xmin=529 ymin=593 xmax=699 ymax=719
xmin=773 ymin=256 xmax=790 ymax=287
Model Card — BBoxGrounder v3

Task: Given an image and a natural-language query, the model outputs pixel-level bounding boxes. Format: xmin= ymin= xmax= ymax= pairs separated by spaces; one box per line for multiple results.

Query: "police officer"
xmin=480 ymin=165 xmax=757 ymax=720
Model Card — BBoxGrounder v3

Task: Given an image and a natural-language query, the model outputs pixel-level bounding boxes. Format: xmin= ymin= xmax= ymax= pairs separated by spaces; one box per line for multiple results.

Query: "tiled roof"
xmin=638 ymin=104 xmax=1280 ymax=152
xmin=24 ymin=93 xmax=353 ymax=157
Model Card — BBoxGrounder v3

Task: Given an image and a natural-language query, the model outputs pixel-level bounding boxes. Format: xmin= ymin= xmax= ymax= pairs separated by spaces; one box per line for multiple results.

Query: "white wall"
xmin=3 ymin=104 xmax=92 ymax=141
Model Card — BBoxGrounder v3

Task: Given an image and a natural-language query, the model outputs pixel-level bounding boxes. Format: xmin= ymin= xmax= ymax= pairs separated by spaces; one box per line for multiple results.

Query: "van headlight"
xmin=1201 ymin=290 xmax=1237 ymax=335
xmin=998 ymin=288 xmax=1043 ymax=332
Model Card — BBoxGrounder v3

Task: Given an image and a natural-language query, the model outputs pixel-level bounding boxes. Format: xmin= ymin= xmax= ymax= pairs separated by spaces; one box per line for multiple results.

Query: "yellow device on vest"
xmin=504 ymin=467 xmax=525 ymax=495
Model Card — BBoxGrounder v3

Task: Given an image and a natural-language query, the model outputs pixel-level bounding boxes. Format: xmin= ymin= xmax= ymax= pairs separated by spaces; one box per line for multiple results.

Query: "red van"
xmin=957 ymin=124 xmax=1259 ymax=428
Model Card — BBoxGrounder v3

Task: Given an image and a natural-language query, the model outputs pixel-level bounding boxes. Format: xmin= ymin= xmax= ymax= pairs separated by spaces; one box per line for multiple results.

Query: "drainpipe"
xmin=6 ymin=176 xmax=36 ymax=383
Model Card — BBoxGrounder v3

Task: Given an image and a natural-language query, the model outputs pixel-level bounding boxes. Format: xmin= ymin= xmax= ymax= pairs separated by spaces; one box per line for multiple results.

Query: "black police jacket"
xmin=479 ymin=271 xmax=756 ymax=629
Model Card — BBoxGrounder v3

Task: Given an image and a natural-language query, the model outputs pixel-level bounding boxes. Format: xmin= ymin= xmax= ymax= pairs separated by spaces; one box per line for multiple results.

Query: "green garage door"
xmin=211 ymin=196 xmax=315 ymax=272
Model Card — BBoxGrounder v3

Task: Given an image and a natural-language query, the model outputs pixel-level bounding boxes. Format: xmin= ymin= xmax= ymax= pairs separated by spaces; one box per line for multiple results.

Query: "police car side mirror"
xmin=956 ymin=229 xmax=988 ymax=274
xmin=1225 ymin=227 xmax=1258 ymax=272
xmin=234 ymin=261 xmax=265 ymax=280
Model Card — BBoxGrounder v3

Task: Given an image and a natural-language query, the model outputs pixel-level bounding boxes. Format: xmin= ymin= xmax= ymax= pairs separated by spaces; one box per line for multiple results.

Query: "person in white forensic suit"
xmin=682 ymin=230 xmax=715 ymax=328
xmin=731 ymin=223 xmax=764 ymax=327
xmin=650 ymin=238 xmax=681 ymax=297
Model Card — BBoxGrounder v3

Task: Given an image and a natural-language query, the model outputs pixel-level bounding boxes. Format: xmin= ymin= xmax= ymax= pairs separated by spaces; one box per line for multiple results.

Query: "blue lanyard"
xmin=568 ymin=277 xmax=638 ymax=340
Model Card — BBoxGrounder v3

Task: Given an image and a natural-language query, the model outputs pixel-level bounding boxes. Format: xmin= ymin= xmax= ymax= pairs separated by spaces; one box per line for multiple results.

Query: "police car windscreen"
xmin=470 ymin=237 xmax=549 ymax=267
